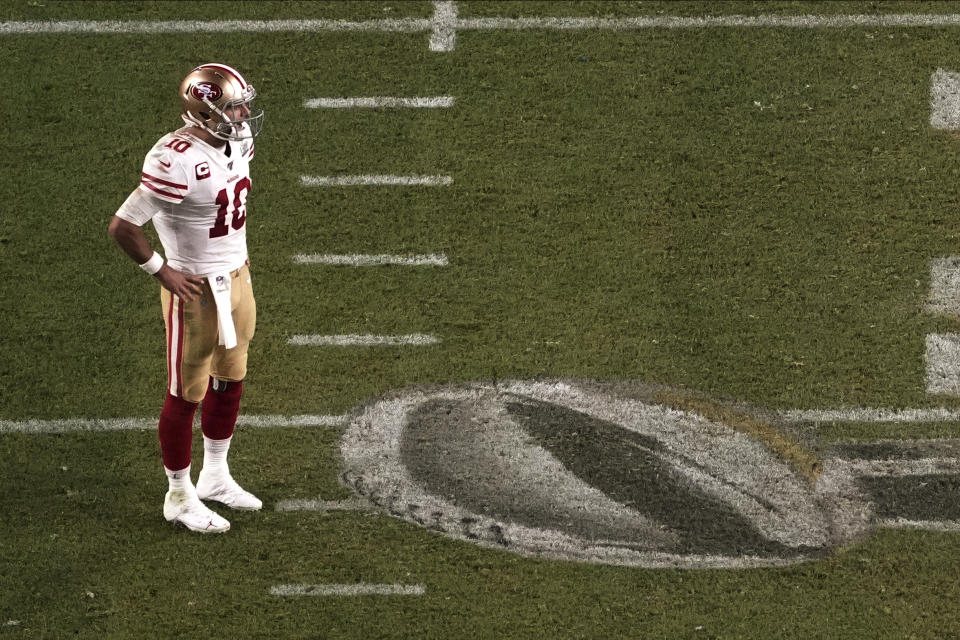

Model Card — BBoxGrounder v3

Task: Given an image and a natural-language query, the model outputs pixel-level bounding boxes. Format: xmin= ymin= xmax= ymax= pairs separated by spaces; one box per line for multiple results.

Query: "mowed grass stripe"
xmin=292 ymin=253 xmax=448 ymax=266
xmin=270 ymin=584 xmax=426 ymax=597
xmin=0 ymin=414 xmax=346 ymax=434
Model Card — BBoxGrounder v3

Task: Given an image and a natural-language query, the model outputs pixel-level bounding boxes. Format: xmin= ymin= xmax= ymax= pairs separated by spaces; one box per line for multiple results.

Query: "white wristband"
xmin=139 ymin=252 xmax=164 ymax=275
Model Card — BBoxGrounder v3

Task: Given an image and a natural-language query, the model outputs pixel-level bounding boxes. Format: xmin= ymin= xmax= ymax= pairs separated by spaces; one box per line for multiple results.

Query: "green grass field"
xmin=5 ymin=1 xmax=960 ymax=637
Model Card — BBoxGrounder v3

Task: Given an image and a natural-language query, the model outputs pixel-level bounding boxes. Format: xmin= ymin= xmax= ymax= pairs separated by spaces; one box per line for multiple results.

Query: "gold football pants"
xmin=160 ymin=264 xmax=256 ymax=402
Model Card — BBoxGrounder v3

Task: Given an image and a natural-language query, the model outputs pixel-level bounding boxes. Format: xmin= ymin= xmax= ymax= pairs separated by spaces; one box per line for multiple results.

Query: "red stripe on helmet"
xmin=198 ymin=63 xmax=247 ymax=88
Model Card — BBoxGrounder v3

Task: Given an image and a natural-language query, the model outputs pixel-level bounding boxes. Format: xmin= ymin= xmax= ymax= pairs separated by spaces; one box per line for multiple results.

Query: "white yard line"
xmin=275 ymin=498 xmax=371 ymax=512
xmin=9 ymin=14 xmax=960 ymax=35
xmin=0 ymin=414 xmax=346 ymax=434
xmin=9 ymin=405 xmax=960 ymax=434
xmin=288 ymin=334 xmax=440 ymax=346
xmin=458 ymin=14 xmax=960 ymax=30
xmin=833 ymin=437 xmax=960 ymax=446
xmin=926 ymin=333 xmax=960 ymax=395
xmin=292 ymin=253 xmax=449 ymax=266
xmin=0 ymin=417 xmax=159 ymax=433
xmin=876 ymin=518 xmax=960 ymax=532
xmin=930 ymin=70 xmax=960 ymax=130
xmin=300 ymin=174 xmax=451 ymax=186
xmin=0 ymin=19 xmax=431 ymax=33
xmin=926 ymin=255 xmax=960 ymax=313
xmin=781 ymin=407 xmax=960 ymax=423
xmin=304 ymin=96 xmax=454 ymax=108
xmin=270 ymin=583 xmax=425 ymax=597
xmin=924 ymin=256 xmax=960 ymax=394
xmin=839 ymin=458 xmax=960 ymax=477
xmin=236 ymin=414 xmax=347 ymax=428
xmin=429 ymin=1 xmax=458 ymax=51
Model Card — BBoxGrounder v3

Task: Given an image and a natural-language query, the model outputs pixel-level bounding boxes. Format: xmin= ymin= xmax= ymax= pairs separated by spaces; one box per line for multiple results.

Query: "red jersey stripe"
xmin=142 ymin=171 xmax=187 ymax=189
xmin=141 ymin=180 xmax=185 ymax=200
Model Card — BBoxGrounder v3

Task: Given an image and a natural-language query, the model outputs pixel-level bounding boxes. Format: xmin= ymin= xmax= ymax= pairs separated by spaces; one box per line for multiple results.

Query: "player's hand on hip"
xmin=156 ymin=265 xmax=205 ymax=301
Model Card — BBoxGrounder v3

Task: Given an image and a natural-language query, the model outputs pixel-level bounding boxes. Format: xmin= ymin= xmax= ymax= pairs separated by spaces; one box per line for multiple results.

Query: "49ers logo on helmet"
xmin=191 ymin=82 xmax=222 ymax=101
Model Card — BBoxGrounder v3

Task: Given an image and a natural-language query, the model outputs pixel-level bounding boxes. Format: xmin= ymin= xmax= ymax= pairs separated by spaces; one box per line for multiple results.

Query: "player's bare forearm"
xmin=108 ymin=215 xmax=154 ymax=264
xmin=108 ymin=215 xmax=204 ymax=300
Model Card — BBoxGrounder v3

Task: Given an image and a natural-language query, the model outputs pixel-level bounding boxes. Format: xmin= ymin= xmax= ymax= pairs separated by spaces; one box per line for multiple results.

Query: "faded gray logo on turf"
xmin=340 ymin=380 xmax=880 ymax=569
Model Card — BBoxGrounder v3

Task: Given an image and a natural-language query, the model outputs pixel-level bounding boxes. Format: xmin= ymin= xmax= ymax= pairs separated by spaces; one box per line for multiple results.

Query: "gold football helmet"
xmin=179 ymin=63 xmax=263 ymax=141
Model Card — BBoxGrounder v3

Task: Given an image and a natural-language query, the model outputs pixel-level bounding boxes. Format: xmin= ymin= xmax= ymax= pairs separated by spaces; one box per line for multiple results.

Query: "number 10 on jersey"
xmin=210 ymin=177 xmax=251 ymax=238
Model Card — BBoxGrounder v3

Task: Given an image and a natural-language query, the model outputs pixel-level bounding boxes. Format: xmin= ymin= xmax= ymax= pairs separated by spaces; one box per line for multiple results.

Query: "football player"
xmin=108 ymin=63 xmax=264 ymax=533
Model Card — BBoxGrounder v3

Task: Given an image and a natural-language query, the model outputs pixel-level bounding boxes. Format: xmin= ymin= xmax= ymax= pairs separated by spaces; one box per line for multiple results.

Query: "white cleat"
xmin=196 ymin=472 xmax=263 ymax=511
xmin=163 ymin=490 xmax=230 ymax=533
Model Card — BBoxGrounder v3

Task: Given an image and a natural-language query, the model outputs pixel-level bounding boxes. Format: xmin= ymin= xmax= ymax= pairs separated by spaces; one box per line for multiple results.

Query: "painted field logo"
xmin=340 ymin=380 xmax=872 ymax=569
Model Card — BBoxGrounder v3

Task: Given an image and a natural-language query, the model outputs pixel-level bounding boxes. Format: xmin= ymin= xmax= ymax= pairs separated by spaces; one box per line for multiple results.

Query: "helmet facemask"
xmin=201 ymin=85 xmax=263 ymax=140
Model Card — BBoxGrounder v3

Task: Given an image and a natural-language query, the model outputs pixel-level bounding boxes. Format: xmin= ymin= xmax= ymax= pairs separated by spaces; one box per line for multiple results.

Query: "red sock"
xmin=201 ymin=378 xmax=243 ymax=440
xmin=158 ymin=393 xmax=198 ymax=471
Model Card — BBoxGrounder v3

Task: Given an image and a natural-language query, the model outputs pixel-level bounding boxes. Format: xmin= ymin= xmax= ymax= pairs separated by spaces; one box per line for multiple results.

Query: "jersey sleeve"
xmin=139 ymin=144 xmax=190 ymax=203
xmin=115 ymin=187 xmax=164 ymax=226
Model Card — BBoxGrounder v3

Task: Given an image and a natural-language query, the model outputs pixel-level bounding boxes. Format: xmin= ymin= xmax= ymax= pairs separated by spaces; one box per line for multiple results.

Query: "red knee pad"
xmin=158 ymin=393 xmax=199 ymax=471
xmin=201 ymin=378 xmax=243 ymax=440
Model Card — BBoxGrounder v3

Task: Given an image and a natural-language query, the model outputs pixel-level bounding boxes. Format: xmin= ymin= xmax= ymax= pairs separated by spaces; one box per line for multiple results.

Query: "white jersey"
xmin=120 ymin=124 xmax=255 ymax=276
